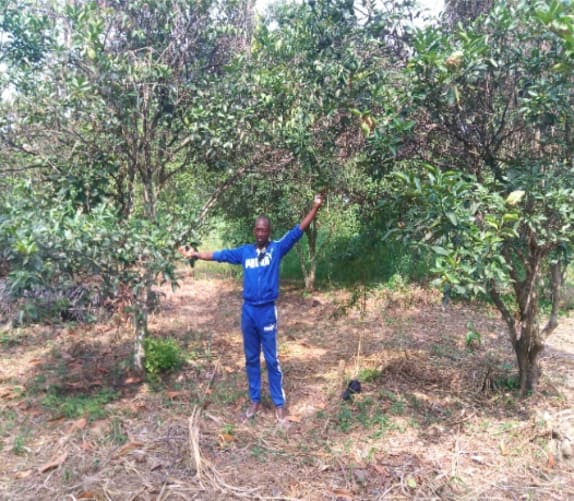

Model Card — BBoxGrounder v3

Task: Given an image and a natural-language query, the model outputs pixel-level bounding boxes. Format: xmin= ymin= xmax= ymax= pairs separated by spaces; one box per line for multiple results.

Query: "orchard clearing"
xmin=1 ymin=266 xmax=573 ymax=500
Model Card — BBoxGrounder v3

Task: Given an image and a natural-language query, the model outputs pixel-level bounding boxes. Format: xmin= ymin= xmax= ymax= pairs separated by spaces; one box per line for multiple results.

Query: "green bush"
xmin=144 ymin=337 xmax=184 ymax=380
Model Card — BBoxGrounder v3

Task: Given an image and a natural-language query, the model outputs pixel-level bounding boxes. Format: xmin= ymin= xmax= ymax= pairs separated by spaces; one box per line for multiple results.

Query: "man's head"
xmin=253 ymin=215 xmax=271 ymax=249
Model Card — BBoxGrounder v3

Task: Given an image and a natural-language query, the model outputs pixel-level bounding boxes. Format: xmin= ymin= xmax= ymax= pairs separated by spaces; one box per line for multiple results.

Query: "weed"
xmin=407 ymin=393 xmax=420 ymax=409
xmin=42 ymin=388 xmax=118 ymax=420
xmin=212 ymin=379 xmax=243 ymax=406
xmin=369 ymin=412 xmax=390 ymax=440
xmin=0 ymin=329 xmax=23 ymax=348
xmin=496 ymin=421 xmax=518 ymax=435
xmin=383 ymin=390 xmax=407 ymax=415
xmin=222 ymin=423 xmax=235 ymax=435
xmin=250 ymin=445 xmax=267 ymax=463
xmin=337 ymin=403 xmax=353 ymax=432
xmin=62 ymin=468 xmax=74 ymax=483
xmin=430 ymin=342 xmax=459 ymax=359
xmin=109 ymin=417 xmax=128 ymax=445
xmin=387 ymin=273 xmax=408 ymax=292
xmin=357 ymin=401 xmax=372 ymax=427
xmin=358 ymin=367 xmax=383 ymax=383
xmin=28 ymin=374 xmax=47 ymax=395
xmin=144 ymin=336 xmax=184 ymax=382
xmin=12 ymin=433 xmax=30 ymax=455
xmin=495 ymin=373 xmax=520 ymax=391
xmin=389 ymin=399 xmax=406 ymax=415
xmin=0 ymin=409 xmax=18 ymax=436
xmin=465 ymin=321 xmax=482 ymax=351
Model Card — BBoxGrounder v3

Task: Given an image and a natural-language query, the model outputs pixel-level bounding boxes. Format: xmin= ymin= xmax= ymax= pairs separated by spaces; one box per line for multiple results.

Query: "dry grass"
xmin=1 ymin=267 xmax=573 ymax=500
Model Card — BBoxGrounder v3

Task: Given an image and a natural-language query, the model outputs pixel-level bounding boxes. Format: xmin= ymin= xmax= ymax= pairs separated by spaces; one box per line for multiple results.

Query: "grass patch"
xmin=336 ymin=396 xmax=394 ymax=437
xmin=107 ymin=416 xmax=129 ymax=445
xmin=358 ymin=367 xmax=384 ymax=383
xmin=0 ymin=329 xmax=24 ymax=348
xmin=12 ymin=432 xmax=31 ymax=456
xmin=41 ymin=388 xmax=119 ymax=420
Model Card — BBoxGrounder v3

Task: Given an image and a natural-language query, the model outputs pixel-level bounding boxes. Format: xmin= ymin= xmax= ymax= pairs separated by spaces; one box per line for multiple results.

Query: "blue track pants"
xmin=241 ymin=302 xmax=285 ymax=408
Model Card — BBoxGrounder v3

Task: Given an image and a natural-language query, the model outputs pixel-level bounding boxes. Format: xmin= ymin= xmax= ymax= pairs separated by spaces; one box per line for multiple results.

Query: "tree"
xmin=0 ymin=0 xmax=257 ymax=372
xmin=383 ymin=0 xmax=574 ymax=395
xmin=213 ymin=0 xmax=416 ymax=289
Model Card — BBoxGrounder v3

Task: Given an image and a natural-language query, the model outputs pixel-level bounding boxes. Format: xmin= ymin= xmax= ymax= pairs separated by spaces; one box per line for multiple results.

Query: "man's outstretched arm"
xmin=299 ymin=193 xmax=324 ymax=232
xmin=178 ymin=247 xmax=214 ymax=261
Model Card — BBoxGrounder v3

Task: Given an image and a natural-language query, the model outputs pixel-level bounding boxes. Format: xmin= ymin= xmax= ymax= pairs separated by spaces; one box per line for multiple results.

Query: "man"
xmin=180 ymin=195 xmax=323 ymax=425
xmin=180 ymin=194 xmax=323 ymax=425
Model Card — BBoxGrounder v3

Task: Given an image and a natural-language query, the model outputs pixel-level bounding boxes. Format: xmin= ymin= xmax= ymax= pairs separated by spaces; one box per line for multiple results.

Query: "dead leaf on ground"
xmin=60 ymin=418 xmax=88 ymax=445
xmin=76 ymin=491 xmax=96 ymax=499
xmin=115 ymin=441 xmax=145 ymax=457
xmin=329 ymin=488 xmax=354 ymax=499
xmin=14 ymin=469 xmax=33 ymax=479
xmin=39 ymin=452 xmax=68 ymax=473
xmin=371 ymin=464 xmax=389 ymax=476
xmin=166 ymin=390 xmax=186 ymax=399
xmin=68 ymin=417 xmax=87 ymax=432
xmin=0 ymin=386 xmax=23 ymax=399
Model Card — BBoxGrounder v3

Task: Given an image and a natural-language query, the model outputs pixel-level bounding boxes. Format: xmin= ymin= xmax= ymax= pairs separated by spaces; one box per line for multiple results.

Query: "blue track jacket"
xmin=212 ymin=224 xmax=304 ymax=305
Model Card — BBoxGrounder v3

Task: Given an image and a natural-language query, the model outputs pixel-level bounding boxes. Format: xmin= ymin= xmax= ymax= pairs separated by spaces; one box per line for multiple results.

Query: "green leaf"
xmin=445 ymin=211 xmax=458 ymax=226
xmin=431 ymin=246 xmax=450 ymax=256
xmin=505 ymin=190 xmax=525 ymax=206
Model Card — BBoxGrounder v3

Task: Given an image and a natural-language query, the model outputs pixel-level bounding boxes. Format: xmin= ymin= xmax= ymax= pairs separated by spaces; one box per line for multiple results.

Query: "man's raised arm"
xmin=299 ymin=193 xmax=324 ymax=232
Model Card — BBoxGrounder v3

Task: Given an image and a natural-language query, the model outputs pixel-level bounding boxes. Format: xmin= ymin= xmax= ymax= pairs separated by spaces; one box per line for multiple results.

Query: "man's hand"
xmin=178 ymin=245 xmax=197 ymax=259
xmin=299 ymin=193 xmax=324 ymax=232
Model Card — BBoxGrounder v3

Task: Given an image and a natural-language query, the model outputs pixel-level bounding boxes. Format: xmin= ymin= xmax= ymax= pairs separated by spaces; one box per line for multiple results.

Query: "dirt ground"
xmin=1 ymin=266 xmax=573 ymax=500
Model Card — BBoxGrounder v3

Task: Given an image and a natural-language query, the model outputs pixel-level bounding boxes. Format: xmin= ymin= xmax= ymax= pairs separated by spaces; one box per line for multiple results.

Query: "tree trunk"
xmin=301 ymin=221 xmax=318 ymax=291
xmin=513 ymin=262 xmax=545 ymax=396
xmin=132 ymin=287 xmax=148 ymax=374
xmin=132 ymin=264 xmax=156 ymax=374
xmin=489 ymin=254 xmax=551 ymax=396
xmin=514 ymin=321 xmax=544 ymax=396
xmin=304 ymin=262 xmax=316 ymax=291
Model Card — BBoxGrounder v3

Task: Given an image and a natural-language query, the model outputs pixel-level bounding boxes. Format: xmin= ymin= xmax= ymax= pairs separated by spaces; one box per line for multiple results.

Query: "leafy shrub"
xmin=0 ymin=181 xmax=189 ymax=325
xmin=144 ymin=337 xmax=184 ymax=380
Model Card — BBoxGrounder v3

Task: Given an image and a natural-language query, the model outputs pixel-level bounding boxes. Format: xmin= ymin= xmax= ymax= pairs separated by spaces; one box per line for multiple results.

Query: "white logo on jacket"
xmin=245 ymin=251 xmax=272 ymax=268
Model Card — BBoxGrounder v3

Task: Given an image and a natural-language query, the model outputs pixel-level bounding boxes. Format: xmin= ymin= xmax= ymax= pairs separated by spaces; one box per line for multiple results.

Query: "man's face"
xmin=253 ymin=218 xmax=271 ymax=248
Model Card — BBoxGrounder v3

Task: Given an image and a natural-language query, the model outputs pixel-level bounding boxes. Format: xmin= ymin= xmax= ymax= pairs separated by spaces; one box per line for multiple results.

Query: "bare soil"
xmin=1 ymin=266 xmax=573 ymax=500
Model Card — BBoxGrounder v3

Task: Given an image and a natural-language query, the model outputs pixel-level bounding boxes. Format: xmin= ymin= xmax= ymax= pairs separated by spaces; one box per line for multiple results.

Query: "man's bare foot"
xmin=275 ymin=406 xmax=290 ymax=429
xmin=240 ymin=402 xmax=260 ymax=422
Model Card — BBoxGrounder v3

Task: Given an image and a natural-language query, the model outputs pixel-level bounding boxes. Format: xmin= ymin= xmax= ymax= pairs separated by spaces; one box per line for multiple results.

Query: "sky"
xmin=255 ymin=0 xmax=445 ymax=18
xmin=418 ymin=0 xmax=445 ymax=17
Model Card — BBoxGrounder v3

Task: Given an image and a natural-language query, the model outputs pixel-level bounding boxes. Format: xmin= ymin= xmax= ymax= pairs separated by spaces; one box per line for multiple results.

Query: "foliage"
xmin=465 ymin=321 xmax=482 ymax=351
xmin=0 ymin=0 xmax=254 ymax=370
xmin=0 ymin=181 xmax=186 ymax=325
xmin=144 ymin=336 xmax=184 ymax=381
xmin=381 ymin=0 xmax=574 ymax=394
xmin=210 ymin=0 xmax=417 ymax=289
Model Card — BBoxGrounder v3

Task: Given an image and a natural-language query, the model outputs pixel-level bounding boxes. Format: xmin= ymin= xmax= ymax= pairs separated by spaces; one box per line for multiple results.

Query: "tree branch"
xmin=541 ymin=260 xmax=564 ymax=339
xmin=488 ymin=280 xmax=517 ymax=345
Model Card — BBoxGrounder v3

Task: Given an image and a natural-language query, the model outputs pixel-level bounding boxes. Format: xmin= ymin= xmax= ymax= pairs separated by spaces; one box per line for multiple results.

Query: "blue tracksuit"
xmin=212 ymin=224 xmax=304 ymax=407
